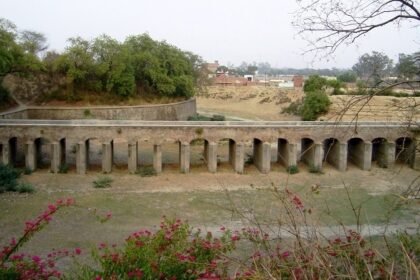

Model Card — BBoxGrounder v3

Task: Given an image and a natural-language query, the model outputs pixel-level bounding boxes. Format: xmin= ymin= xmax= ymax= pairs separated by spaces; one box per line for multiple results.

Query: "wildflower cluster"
xmin=84 ymin=218 xmax=238 ymax=280
xmin=0 ymin=198 xmax=75 ymax=279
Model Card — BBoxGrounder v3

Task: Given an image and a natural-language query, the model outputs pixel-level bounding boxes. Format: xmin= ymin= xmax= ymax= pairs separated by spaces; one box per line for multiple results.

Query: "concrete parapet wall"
xmin=0 ymin=99 xmax=196 ymax=121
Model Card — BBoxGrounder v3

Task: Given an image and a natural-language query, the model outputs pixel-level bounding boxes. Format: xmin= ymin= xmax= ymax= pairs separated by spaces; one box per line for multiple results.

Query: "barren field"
xmin=197 ymin=85 xmax=420 ymax=121
xmin=197 ymin=86 xmax=303 ymax=120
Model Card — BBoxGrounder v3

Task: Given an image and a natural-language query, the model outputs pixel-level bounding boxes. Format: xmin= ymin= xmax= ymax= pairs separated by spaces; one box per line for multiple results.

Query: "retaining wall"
xmin=0 ymin=99 xmax=196 ymax=120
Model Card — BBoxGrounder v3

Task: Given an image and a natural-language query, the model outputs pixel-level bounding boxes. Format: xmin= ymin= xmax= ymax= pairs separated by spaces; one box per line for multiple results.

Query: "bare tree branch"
xmin=293 ymin=0 xmax=420 ymax=58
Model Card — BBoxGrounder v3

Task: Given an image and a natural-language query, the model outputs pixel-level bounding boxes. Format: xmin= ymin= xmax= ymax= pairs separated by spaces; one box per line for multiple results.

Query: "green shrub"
xmin=58 ymin=164 xmax=69 ymax=174
xmin=245 ymin=154 xmax=253 ymax=164
xmin=282 ymin=100 xmax=302 ymax=115
xmin=24 ymin=167 xmax=33 ymax=175
xmin=299 ymin=90 xmax=331 ymax=121
xmin=17 ymin=183 xmax=35 ymax=193
xmin=195 ymin=127 xmax=203 ymax=135
xmin=308 ymin=164 xmax=323 ymax=174
xmin=303 ymin=75 xmax=328 ymax=93
xmin=136 ymin=166 xmax=157 ymax=177
xmin=93 ymin=176 xmax=113 ymax=188
xmin=83 ymin=109 xmax=91 ymax=118
xmin=188 ymin=114 xmax=226 ymax=121
xmin=0 ymin=164 xmax=22 ymax=193
xmin=188 ymin=114 xmax=211 ymax=121
xmin=0 ymin=83 xmax=11 ymax=104
xmin=211 ymin=114 xmax=225 ymax=121
xmin=287 ymin=165 xmax=299 ymax=174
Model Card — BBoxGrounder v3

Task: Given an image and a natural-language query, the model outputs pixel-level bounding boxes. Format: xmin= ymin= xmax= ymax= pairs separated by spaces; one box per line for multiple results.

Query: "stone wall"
xmin=0 ymin=99 xmax=196 ymax=120
xmin=0 ymin=108 xmax=28 ymax=119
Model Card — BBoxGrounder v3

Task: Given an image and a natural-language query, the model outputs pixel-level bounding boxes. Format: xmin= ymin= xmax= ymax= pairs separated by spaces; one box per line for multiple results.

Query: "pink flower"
xmin=75 ymin=248 xmax=82 ymax=255
xmin=281 ymin=251 xmax=290 ymax=258
xmin=231 ymin=235 xmax=240 ymax=241
xmin=48 ymin=204 xmax=57 ymax=212
xmin=32 ymin=255 xmax=41 ymax=263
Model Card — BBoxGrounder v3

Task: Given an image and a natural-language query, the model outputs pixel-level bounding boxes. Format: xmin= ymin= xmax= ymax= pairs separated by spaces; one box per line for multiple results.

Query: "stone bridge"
xmin=0 ymin=120 xmax=418 ymax=174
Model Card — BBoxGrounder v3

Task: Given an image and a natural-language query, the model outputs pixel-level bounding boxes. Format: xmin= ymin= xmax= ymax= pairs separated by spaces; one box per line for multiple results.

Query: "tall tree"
xmin=19 ymin=30 xmax=48 ymax=56
xmin=395 ymin=53 xmax=420 ymax=80
xmin=352 ymin=52 xmax=394 ymax=85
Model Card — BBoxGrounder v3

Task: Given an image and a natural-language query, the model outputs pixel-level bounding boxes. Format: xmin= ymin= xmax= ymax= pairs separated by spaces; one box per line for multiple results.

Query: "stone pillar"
xmin=313 ymin=143 xmax=323 ymax=170
xmin=301 ymin=140 xmax=319 ymax=168
xmin=296 ymin=141 xmax=302 ymax=161
xmin=349 ymin=140 xmax=372 ymax=171
xmin=76 ymin=141 xmax=87 ymax=174
xmin=25 ymin=140 xmax=37 ymax=171
xmin=1 ymin=142 xmax=11 ymax=166
xmin=102 ymin=140 xmax=113 ymax=173
xmin=412 ymin=138 xmax=420 ymax=170
xmin=205 ymin=141 xmax=217 ymax=173
xmin=50 ymin=141 xmax=62 ymax=173
xmin=179 ymin=142 xmax=190 ymax=173
xmin=128 ymin=142 xmax=138 ymax=174
xmin=376 ymin=141 xmax=396 ymax=168
xmin=153 ymin=144 xmax=162 ymax=173
xmin=278 ymin=140 xmax=297 ymax=168
xmin=325 ymin=141 xmax=347 ymax=171
xmin=229 ymin=140 xmax=244 ymax=174
xmin=253 ymin=139 xmax=271 ymax=174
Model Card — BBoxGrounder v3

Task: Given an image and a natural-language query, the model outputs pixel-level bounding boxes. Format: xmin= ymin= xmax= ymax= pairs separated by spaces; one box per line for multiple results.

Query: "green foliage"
xmin=58 ymin=164 xmax=69 ymax=174
xmin=282 ymin=100 xmax=302 ymax=115
xmin=136 ymin=166 xmax=157 ymax=177
xmin=395 ymin=52 xmax=420 ymax=80
xmin=286 ymin=165 xmax=299 ymax=174
xmin=0 ymin=163 xmax=22 ymax=193
xmin=93 ymin=176 xmax=113 ymax=188
xmin=211 ymin=114 xmax=225 ymax=121
xmin=17 ymin=183 xmax=35 ymax=193
xmin=299 ymin=90 xmax=331 ymax=121
xmin=187 ymin=114 xmax=226 ymax=121
xmin=327 ymin=79 xmax=343 ymax=95
xmin=81 ymin=218 xmax=235 ymax=279
xmin=0 ymin=83 xmax=11 ymax=104
xmin=337 ymin=71 xmax=357 ymax=83
xmin=308 ymin=164 xmax=323 ymax=174
xmin=303 ymin=75 xmax=328 ymax=93
xmin=0 ymin=18 xmax=44 ymax=78
xmin=23 ymin=167 xmax=32 ymax=175
xmin=352 ymin=51 xmax=393 ymax=85
xmin=83 ymin=109 xmax=91 ymax=117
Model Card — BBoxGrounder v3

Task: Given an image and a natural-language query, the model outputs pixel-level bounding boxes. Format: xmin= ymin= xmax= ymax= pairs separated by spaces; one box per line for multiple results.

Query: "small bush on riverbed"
xmin=93 ymin=176 xmax=113 ymax=188
xmin=0 ymin=164 xmax=22 ymax=193
xmin=136 ymin=166 xmax=157 ymax=177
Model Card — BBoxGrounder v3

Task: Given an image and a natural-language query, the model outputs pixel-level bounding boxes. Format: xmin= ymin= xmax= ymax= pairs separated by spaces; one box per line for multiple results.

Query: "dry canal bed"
xmin=0 ymin=165 xmax=418 ymax=265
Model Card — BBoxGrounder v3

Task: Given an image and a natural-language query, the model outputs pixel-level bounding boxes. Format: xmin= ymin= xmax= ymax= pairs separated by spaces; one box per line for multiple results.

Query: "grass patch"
xmin=287 ymin=165 xmax=299 ymax=174
xmin=136 ymin=166 xmax=157 ymax=177
xmin=308 ymin=164 xmax=323 ymax=174
xmin=58 ymin=164 xmax=69 ymax=174
xmin=17 ymin=183 xmax=35 ymax=193
xmin=93 ymin=176 xmax=113 ymax=189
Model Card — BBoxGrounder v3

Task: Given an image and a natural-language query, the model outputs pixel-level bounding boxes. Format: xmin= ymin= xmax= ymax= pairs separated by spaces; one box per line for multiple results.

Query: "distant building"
xmin=213 ymin=75 xmax=248 ymax=86
xmin=244 ymin=75 xmax=254 ymax=82
xmin=205 ymin=60 xmax=219 ymax=78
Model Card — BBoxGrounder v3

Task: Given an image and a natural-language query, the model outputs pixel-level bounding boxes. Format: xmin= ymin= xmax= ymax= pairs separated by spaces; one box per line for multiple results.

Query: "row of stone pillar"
xmin=0 ymin=138 xmax=408 ymax=174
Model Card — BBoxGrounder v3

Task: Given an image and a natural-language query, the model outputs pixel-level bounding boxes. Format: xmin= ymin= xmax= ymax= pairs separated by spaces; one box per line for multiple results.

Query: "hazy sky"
xmin=1 ymin=0 xmax=419 ymax=68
